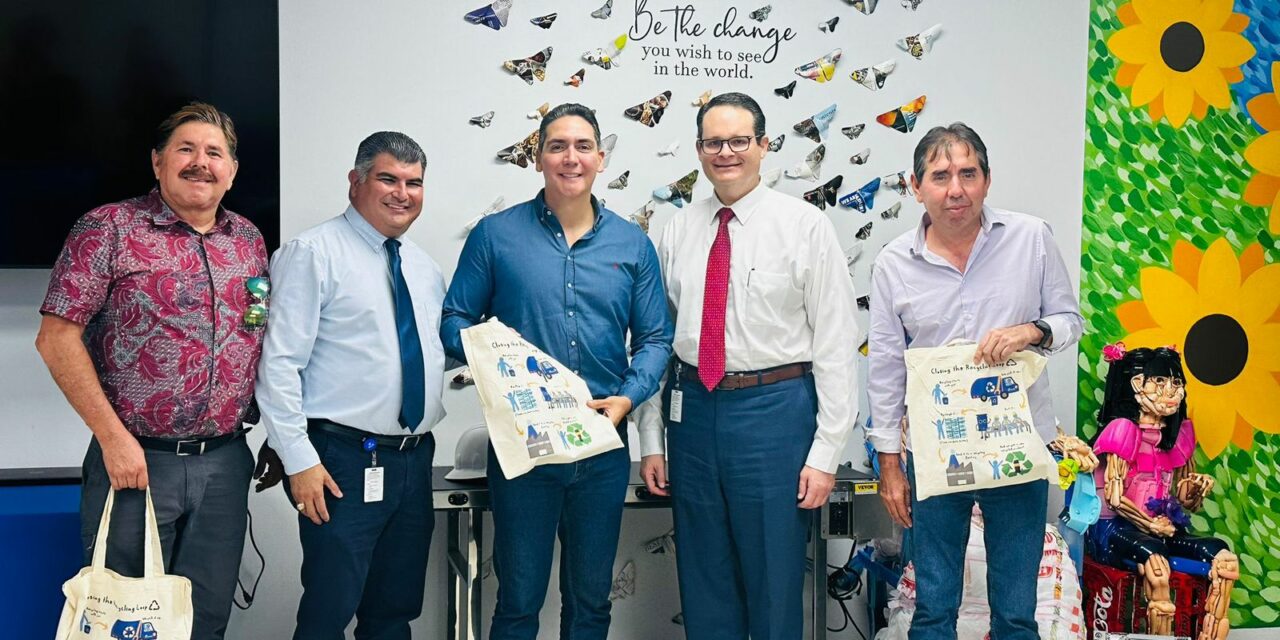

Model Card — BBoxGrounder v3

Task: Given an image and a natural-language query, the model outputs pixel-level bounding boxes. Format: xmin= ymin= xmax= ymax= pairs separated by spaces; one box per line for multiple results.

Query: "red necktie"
xmin=699 ymin=207 xmax=734 ymax=391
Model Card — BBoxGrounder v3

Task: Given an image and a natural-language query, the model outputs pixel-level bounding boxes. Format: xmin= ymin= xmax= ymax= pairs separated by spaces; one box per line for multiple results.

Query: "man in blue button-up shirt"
xmin=441 ymin=103 xmax=672 ymax=640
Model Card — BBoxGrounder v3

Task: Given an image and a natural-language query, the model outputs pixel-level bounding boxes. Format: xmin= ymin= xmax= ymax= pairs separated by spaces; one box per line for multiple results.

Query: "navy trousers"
xmin=667 ymin=373 xmax=818 ymax=640
xmin=289 ymin=428 xmax=435 ymax=640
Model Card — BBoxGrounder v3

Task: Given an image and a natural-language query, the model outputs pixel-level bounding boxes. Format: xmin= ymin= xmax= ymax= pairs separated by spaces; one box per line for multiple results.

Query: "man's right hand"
xmin=878 ymin=452 xmax=912 ymax=528
xmin=290 ymin=464 xmax=343 ymax=526
xmin=35 ymin=315 xmax=149 ymax=491
xmin=640 ymin=454 xmax=669 ymax=496
xmin=100 ymin=431 xmax=149 ymax=490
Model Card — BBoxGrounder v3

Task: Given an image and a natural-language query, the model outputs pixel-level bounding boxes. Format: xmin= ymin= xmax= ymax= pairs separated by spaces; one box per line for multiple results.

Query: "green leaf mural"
xmin=1082 ymin=0 xmax=1279 ymax=629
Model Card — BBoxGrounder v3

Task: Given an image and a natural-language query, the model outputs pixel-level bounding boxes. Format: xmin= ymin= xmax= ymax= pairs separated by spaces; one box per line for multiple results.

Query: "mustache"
xmin=180 ymin=166 xmax=215 ymax=181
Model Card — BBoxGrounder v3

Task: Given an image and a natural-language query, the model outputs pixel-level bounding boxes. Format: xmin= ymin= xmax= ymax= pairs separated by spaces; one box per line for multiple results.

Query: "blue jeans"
xmin=668 ymin=374 xmax=817 ymax=640
xmin=487 ymin=444 xmax=631 ymax=640
xmin=907 ymin=453 xmax=1047 ymax=640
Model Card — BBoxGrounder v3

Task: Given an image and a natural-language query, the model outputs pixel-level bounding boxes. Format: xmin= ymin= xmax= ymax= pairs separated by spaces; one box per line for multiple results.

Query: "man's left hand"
xmin=586 ymin=396 xmax=633 ymax=428
xmin=974 ymin=323 xmax=1042 ymax=366
xmin=797 ymin=466 xmax=836 ymax=509
xmin=253 ymin=442 xmax=285 ymax=492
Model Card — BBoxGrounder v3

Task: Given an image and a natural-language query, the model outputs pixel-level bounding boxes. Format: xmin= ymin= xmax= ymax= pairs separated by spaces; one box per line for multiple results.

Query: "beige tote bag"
xmin=55 ymin=489 xmax=193 ymax=640
xmin=904 ymin=342 xmax=1055 ymax=500
xmin=461 ymin=318 xmax=623 ymax=479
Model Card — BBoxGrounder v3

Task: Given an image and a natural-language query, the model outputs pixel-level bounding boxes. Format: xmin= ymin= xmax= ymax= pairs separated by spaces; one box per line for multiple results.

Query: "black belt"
xmin=307 ymin=419 xmax=430 ymax=451
xmin=134 ymin=428 xmax=250 ymax=456
xmin=675 ymin=360 xmax=813 ymax=391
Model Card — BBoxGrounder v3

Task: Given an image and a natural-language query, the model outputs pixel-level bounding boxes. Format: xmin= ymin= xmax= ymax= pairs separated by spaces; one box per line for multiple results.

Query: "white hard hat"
xmin=445 ymin=425 xmax=489 ymax=481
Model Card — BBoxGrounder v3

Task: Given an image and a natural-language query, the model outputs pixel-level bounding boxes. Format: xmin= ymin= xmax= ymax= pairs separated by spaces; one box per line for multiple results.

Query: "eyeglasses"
xmin=1142 ymin=376 xmax=1184 ymax=391
xmin=696 ymin=136 xmax=757 ymax=155
xmin=243 ymin=276 xmax=270 ymax=328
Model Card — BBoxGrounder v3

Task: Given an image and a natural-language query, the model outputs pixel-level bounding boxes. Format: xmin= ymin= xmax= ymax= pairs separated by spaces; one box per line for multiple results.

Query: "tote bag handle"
xmin=89 ymin=488 xmax=166 ymax=578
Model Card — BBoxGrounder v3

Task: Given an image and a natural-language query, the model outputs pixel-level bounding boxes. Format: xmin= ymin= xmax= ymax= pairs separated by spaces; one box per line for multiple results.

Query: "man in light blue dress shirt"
xmin=256 ymin=132 xmax=447 ymax=640
xmin=441 ymin=104 xmax=672 ymax=640
xmin=867 ymin=123 xmax=1083 ymax=640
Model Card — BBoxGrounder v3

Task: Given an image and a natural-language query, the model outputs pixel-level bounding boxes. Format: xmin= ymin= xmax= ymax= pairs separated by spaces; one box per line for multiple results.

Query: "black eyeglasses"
xmin=696 ymin=136 xmax=758 ymax=154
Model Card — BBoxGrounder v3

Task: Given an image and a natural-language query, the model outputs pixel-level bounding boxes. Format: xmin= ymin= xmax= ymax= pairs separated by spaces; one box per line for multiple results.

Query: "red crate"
xmin=1172 ymin=570 xmax=1208 ymax=638
xmin=1083 ymin=558 xmax=1138 ymax=640
xmin=1083 ymin=557 xmax=1208 ymax=640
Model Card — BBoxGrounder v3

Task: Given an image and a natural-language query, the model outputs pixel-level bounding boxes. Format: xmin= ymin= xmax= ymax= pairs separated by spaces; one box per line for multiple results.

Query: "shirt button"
xmin=571 ymin=340 xmax=577 ymax=346
xmin=557 ymin=232 xmax=563 ymax=237
xmin=567 ymin=283 xmax=573 ymax=289
xmin=568 ymin=311 xmax=575 ymax=317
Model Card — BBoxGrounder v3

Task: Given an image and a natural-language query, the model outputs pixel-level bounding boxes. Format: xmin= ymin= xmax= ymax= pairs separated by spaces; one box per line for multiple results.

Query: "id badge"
xmin=364 ymin=466 xmax=385 ymax=503
xmin=669 ymin=389 xmax=684 ymax=423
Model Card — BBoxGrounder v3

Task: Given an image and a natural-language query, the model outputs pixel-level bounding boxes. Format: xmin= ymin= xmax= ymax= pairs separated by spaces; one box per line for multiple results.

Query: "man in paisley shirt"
xmin=36 ymin=102 xmax=268 ymax=640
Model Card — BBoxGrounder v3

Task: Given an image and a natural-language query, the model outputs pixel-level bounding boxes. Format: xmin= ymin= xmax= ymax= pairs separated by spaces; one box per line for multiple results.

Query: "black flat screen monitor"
xmin=0 ymin=0 xmax=280 ymax=268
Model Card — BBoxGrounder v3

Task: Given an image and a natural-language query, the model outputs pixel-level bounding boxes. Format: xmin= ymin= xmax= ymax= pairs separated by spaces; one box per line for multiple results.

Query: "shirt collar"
xmin=910 ymin=205 xmax=1002 ymax=256
xmin=343 ymin=206 xmax=393 ymax=251
xmin=146 ymin=187 xmax=234 ymax=232
xmin=710 ymin=178 xmax=769 ymax=226
xmin=534 ymin=189 xmax=607 ymax=235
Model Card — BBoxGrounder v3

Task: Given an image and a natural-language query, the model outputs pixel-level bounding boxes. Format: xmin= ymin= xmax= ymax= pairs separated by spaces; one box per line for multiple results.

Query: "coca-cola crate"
xmin=1084 ymin=558 xmax=1139 ymax=640
xmin=1158 ymin=570 xmax=1208 ymax=639
xmin=1083 ymin=557 xmax=1208 ymax=640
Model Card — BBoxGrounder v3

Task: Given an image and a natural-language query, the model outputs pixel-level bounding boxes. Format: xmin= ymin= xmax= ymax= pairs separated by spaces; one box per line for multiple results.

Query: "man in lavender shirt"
xmin=867 ymin=122 xmax=1082 ymax=640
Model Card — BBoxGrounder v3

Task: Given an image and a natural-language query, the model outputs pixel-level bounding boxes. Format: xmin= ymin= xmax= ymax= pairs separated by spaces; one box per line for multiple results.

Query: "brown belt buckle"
xmin=720 ymin=373 xmax=752 ymax=391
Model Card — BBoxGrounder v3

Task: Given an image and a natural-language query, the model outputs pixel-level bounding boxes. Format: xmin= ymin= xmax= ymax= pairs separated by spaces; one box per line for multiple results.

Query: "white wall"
xmin=0 ymin=1 xmax=1089 ymax=637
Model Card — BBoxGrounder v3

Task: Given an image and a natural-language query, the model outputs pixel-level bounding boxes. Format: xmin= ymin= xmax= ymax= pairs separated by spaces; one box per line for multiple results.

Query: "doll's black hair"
xmin=1095 ymin=346 xmax=1187 ymax=451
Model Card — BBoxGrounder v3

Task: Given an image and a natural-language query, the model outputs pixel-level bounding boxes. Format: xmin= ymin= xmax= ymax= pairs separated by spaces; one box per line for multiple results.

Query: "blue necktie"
xmin=385 ymin=238 xmax=425 ymax=430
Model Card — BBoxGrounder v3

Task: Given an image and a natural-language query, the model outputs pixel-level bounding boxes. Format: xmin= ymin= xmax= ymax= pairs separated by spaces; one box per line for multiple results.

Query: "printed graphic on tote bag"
xmin=462 ymin=318 xmax=622 ymax=478
xmin=905 ymin=343 xmax=1054 ymax=500
xmin=56 ymin=490 xmax=193 ymax=640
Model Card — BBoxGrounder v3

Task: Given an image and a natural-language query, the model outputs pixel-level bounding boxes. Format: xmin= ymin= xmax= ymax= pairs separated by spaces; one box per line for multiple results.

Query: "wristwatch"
xmin=1031 ymin=319 xmax=1053 ymax=349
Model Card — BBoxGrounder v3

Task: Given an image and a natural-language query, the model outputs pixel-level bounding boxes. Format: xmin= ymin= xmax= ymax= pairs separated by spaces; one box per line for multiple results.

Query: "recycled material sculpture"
xmin=1087 ymin=344 xmax=1239 ymax=640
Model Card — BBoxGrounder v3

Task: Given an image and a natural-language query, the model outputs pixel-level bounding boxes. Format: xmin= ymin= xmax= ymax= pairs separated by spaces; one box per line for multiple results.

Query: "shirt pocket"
xmin=898 ymin=282 xmax=952 ymax=340
xmin=412 ymin=285 xmax=440 ymax=323
xmin=743 ymin=269 xmax=802 ymax=328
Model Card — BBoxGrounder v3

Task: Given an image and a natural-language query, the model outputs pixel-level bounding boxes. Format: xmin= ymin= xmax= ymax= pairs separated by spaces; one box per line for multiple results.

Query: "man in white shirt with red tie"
xmin=637 ymin=92 xmax=860 ymax=640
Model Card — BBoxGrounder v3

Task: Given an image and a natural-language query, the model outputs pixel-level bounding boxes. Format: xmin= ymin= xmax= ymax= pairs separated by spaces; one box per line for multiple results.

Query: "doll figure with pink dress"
xmin=1086 ymin=343 xmax=1239 ymax=640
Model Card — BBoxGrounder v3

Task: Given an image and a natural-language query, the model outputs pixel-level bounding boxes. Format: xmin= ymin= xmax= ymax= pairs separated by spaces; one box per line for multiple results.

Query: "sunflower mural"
xmin=1108 ymin=0 xmax=1255 ymax=128
xmin=1084 ymin=0 xmax=1280 ymax=628
xmin=1243 ymin=62 xmax=1280 ymax=233
xmin=1116 ymin=238 xmax=1280 ymax=457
